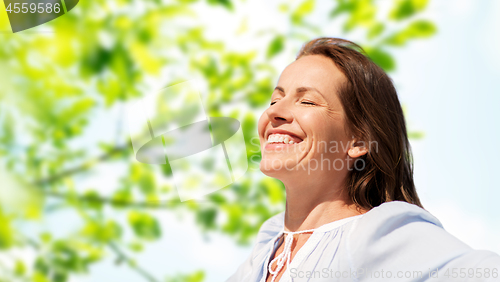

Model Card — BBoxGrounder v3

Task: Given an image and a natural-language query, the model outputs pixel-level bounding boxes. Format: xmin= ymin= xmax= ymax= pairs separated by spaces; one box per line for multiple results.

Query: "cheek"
xmin=302 ymin=112 xmax=347 ymax=141
xmin=300 ymin=112 xmax=330 ymax=135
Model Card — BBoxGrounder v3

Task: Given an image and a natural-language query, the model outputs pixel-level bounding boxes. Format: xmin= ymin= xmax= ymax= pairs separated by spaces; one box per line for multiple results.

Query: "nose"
xmin=266 ymin=99 xmax=293 ymax=126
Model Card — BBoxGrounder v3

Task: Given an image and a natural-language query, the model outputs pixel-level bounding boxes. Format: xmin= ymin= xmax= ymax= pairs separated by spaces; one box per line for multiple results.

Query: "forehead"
xmin=277 ymin=54 xmax=346 ymax=97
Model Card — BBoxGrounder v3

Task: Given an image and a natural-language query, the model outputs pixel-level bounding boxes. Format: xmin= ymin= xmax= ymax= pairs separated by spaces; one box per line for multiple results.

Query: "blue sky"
xmin=391 ymin=0 xmax=500 ymax=253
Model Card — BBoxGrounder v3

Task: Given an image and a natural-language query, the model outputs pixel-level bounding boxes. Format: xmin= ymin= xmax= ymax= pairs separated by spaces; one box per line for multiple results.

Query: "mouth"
xmin=266 ymin=133 xmax=303 ymax=145
xmin=264 ymin=133 xmax=305 ymax=152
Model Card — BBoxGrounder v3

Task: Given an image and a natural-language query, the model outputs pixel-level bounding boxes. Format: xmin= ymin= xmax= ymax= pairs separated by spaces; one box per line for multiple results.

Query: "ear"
xmin=348 ymin=139 xmax=368 ymax=158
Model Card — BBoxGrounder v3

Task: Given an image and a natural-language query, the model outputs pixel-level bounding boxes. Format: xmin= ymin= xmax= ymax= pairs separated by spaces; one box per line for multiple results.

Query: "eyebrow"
xmin=274 ymin=86 xmax=325 ymax=98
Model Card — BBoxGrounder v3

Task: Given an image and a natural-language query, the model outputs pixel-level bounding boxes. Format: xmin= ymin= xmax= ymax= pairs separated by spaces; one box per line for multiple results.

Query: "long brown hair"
xmin=296 ymin=37 xmax=423 ymax=210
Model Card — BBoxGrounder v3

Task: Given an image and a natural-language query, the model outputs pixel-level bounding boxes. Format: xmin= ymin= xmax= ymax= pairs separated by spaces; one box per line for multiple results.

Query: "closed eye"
xmin=301 ymin=101 xmax=316 ymax=105
xmin=270 ymin=100 xmax=316 ymax=106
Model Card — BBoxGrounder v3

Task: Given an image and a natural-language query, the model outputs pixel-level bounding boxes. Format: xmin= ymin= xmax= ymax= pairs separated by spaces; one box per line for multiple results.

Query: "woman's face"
xmin=258 ymin=54 xmax=357 ymax=179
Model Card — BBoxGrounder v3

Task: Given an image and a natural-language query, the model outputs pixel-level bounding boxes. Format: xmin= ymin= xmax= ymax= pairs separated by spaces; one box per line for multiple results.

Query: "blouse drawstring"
xmin=268 ymin=229 xmax=315 ymax=282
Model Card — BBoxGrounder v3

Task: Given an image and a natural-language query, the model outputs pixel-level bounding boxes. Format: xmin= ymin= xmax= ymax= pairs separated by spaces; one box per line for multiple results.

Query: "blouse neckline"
xmin=279 ymin=212 xmax=365 ymax=234
xmin=260 ymin=213 xmax=365 ymax=282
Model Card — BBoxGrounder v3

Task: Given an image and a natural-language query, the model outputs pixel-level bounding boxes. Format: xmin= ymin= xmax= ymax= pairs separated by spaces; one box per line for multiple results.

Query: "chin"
xmin=259 ymin=157 xmax=296 ymax=177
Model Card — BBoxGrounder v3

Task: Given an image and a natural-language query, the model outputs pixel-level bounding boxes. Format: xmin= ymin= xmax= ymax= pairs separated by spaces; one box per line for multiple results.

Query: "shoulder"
xmin=355 ymin=200 xmax=444 ymax=231
xmin=346 ymin=201 xmax=497 ymax=275
xmin=348 ymin=200 xmax=461 ymax=249
xmin=254 ymin=211 xmax=284 ymax=249
xmin=347 ymin=200 xmax=449 ymax=250
xmin=225 ymin=212 xmax=284 ymax=282
xmin=348 ymin=201 xmax=453 ymax=253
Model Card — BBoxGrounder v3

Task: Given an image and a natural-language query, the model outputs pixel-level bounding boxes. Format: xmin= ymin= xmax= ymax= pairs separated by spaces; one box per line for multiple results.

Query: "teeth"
xmin=267 ymin=134 xmax=300 ymax=144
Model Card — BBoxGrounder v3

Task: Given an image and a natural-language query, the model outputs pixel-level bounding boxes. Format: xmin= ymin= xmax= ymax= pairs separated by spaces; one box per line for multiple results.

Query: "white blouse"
xmin=226 ymin=201 xmax=500 ymax=282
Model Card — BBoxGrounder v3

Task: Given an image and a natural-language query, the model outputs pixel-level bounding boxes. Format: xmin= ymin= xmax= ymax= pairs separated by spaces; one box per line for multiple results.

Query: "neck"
xmin=280 ymin=171 xmax=367 ymax=232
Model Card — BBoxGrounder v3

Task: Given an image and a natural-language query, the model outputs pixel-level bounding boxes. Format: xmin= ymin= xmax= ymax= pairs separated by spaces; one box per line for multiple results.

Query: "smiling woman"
xmin=226 ymin=37 xmax=500 ymax=282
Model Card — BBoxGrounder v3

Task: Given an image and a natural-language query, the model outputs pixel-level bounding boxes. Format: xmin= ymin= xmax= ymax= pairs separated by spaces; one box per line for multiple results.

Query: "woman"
xmin=227 ymin=37 xmax=500 ymax=282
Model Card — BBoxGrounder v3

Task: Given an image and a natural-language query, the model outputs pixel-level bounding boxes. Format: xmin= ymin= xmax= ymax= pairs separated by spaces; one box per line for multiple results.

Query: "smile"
xmin=265 ymin=134 xmax=305 ymax=151
xmin=267 ymin=133 xmax=304 ymax=145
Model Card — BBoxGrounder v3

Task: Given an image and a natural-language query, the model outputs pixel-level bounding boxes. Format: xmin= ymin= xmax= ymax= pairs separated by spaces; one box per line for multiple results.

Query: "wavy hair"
xmin=296 ymin=37 xmax=423 ymax=210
